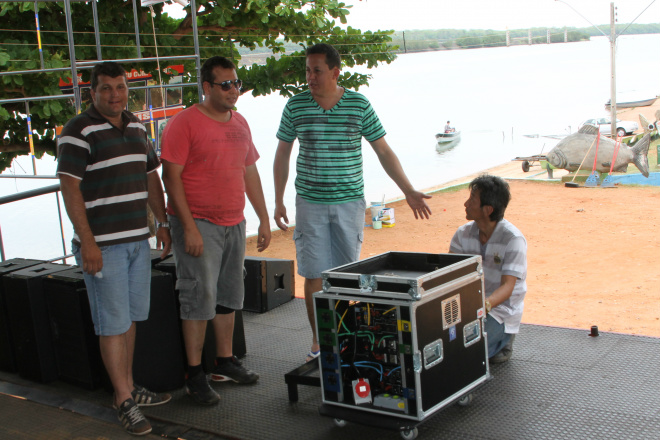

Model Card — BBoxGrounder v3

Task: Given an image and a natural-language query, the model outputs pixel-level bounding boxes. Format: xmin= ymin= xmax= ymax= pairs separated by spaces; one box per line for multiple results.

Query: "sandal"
xmin=305 ymin=350 xmax=320 ymax=363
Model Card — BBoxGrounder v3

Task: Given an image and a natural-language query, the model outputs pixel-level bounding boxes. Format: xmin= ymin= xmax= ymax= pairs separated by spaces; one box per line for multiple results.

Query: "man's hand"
xmin=184 ymin=225 xmax=204 ymax=257
xmin=256 ymin=222 xmax=272 ymax=252
xmin=405 ymin=191 xmax=433 ymax=219
xmin=274 ymin=203 xmax=289 ymax=231
xmin=156 ymin=226 xmax=172 ymax=259
xmin=80 ymin=240 xmax=103 ymax=275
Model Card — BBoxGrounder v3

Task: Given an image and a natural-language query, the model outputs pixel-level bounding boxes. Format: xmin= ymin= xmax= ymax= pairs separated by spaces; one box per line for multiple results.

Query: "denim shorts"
xmin=170 ymin=216 xmax=246 ymax=320
xmin=294 ymin=195 xmax=366 ymax=279
xmin=72 ymin=239 xmax=151 ymax=336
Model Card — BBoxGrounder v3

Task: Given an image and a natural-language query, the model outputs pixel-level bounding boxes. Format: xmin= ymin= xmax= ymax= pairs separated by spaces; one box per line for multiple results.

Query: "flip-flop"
xmin=305 ymin=350 xmax=320 ymax=363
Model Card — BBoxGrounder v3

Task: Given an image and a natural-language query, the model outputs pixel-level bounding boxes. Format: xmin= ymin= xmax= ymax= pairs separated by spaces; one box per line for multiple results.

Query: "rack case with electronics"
xmin=314 ymin=252 xmax=490 ymax=439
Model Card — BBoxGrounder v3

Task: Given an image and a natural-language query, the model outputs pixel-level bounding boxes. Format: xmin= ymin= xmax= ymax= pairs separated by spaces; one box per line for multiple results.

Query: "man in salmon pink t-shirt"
xmin=160 ymin=56 xmax=270 ymax=405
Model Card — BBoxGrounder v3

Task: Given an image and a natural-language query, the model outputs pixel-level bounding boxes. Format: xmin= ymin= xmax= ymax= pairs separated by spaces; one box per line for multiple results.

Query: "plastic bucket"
xmin=372 ymin=220 xmax=382 ymax=230
xmin=370 ymin=203 xmax=383 ymax=221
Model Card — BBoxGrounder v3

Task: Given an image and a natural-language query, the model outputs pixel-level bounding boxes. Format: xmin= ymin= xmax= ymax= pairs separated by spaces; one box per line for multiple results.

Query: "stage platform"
xmin=0 ymin=298 xmax=658 ymax=440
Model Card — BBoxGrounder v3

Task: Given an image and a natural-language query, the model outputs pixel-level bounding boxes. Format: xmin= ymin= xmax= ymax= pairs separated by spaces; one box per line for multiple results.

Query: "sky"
xmin=163 ymin=0 xmax=660 ymax=32
xmin=341 ymin=0 xmax=660 ymax=31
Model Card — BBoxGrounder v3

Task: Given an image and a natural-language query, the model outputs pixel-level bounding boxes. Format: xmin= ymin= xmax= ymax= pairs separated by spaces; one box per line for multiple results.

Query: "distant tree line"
xmin=390 ymin=28 xmax=588 ymax=52
xmin=389 ymin=22 xmax=660 ymax=53
xmin=230 ymin=22 xmax=660 ymax=61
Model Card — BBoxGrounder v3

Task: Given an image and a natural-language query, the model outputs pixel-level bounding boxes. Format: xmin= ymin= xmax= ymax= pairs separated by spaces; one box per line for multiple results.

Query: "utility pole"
xmin=609 ymin=2 xmax=617 ymax=137
xmin=556 ymin=0 xmax=622 ymax=137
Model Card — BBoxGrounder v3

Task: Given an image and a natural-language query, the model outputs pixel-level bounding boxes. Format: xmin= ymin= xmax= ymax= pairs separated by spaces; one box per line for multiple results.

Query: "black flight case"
xmin=313 ymin=252 xmax=490 ymax=439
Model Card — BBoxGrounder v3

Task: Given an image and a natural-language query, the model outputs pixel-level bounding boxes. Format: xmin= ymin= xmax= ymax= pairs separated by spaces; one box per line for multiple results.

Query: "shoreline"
xmin=247 ymin=155 xmax=660 ymax=339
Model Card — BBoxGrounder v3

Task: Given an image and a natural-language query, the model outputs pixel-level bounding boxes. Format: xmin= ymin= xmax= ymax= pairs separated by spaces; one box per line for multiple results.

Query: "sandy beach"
xmin=247 ymin=106 xmax=660 ymax=339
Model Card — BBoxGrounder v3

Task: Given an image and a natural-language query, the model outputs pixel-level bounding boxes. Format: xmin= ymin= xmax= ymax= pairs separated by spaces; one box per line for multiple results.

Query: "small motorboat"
xmin=435 ymin=130 xmax=461 ymax=151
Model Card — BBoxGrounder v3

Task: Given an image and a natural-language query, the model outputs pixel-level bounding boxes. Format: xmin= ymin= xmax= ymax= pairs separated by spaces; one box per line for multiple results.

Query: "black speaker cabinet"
xmin=42 ymin=267 xmax=106 ymax=390
xmin=200 ymin=307 xmax=247 ymax=373
xmin=243 ymin=256 xmax=294 ymax=313
xmin=0 ymin=259 xmax=43 ymax=372
xmin=133 ymin=269 xmax=185 ymax=392
xmin=149 ymin=248 xmax=172 ymax=267
xmin=155 ymin=257 xmax=247 ymax=371
xmin=3 ymin=263 xmax=71 ymax=382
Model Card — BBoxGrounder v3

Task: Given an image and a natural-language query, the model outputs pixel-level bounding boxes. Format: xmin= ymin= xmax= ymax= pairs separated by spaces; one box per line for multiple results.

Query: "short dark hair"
xmin=201 ymin=56 xmax=237 ymax=85
xmin=306 ymin=43 xmax=341 ymax=70
xmin=469 ymin=175 xmax=511 ymax=222
xmin=91 ymin=62 xmax=126 ymax=90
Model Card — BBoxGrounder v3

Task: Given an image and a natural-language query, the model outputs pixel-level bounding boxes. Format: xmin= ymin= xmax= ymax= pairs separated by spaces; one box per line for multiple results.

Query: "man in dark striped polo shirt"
xmin=58 ymin=62 xmax=171 ymax=436
xmin=273 ymin=43 xmax=433 ymax=362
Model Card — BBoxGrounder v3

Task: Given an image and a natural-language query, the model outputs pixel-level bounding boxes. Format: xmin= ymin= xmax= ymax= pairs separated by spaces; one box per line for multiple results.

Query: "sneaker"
xmin=490 ymin=335 xmax=515 ymax=364
xmin=116 ymin=398 xmax=152 ymax=436
xmin=211 ymin=356 xmax=259 ymax=384
xmin=132 ymin=384 xmax=172 ymax=407
xmin=185 ymin=371 xmax=220 ymax=405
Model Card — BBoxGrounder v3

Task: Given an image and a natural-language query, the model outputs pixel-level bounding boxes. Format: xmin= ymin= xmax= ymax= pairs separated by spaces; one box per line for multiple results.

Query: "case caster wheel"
xmin=401 ymin=427 xmax=418 ymax=440
xmin=457 ymin=393 xmax=473 ymax=406
xmin=521 ymin=160 xmax=530 ymax=172
xmin=333 ymin=418 xmax=347 ymax=428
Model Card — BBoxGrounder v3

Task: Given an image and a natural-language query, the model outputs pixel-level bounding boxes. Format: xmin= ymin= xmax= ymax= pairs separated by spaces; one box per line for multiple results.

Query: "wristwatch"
xmin=158 ymin=221 xmax=170 ymax=229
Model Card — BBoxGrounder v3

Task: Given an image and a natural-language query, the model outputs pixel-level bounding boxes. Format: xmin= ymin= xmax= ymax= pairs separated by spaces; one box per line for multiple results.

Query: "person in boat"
xmin=449 ymin=175 xmax=527 ymax=364
xmin=57 ymin=61 xmax=172 ymax=436
xmin=273 ymin=43 xmax=432 ymax=363
xmin=444 ymin=121 xmax=455 ymax=133
xmin=161 ymin=56 xmax=270 ymax=405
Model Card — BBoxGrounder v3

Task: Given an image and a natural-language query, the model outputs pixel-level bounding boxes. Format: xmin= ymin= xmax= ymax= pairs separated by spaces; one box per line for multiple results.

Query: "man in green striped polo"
xmin=273 ymin=43 xmax=432 ymax=362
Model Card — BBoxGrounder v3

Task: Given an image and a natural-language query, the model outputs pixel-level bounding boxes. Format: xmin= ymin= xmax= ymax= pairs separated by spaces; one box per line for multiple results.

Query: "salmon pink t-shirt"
xmin=160 ymin=105 xmax=260 ymax=226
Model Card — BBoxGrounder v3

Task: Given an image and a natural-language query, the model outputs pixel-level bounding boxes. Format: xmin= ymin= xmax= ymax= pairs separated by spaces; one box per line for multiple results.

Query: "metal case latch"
xmin=412 ymin=352 xmax=422 ymax=373
xmin=359 ymin=274 xmax=377 ymax=293
xmin=423 ymin=338 xmax=444 ymax=370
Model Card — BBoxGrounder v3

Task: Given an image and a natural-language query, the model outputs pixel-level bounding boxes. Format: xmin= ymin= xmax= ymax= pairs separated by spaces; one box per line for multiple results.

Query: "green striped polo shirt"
xmin=276 ymin=89 xmax=386 ymax=203
xmin=57 ymin=105 xmax=160 ymax=247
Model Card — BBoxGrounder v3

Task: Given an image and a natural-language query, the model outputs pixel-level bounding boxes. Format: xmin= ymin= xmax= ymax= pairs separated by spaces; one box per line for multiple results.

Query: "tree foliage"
xmin=0 ymin=0 xmax=397 ymax=171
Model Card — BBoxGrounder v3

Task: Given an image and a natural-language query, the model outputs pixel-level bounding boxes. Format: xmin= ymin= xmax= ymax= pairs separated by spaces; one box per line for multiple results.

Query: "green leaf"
xmin=49 ymin=100 xmax=63 ymax=114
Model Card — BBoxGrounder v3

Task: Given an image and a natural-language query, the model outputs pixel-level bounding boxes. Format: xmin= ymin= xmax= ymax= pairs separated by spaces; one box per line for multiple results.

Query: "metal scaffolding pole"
xmin=76 ymin=54 xmax=198 ymax=67
xmin=92 ymin=0 xmax=102 ymax=60
xmin=0 ymin=94 xmax=74 ymax=105
xmin=190 ymin=0 xmax=203 ymax=103
xmin=132 ymin=0 xmax=142 ymax=58
xmin=34 ymin=1 xmax=45 ymax=69
xmin=64 ymin=0 xmax=80 ymax=114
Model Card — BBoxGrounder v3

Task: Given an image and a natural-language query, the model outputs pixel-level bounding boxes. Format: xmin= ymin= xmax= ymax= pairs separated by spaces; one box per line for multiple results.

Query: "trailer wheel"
xmin=401 ymin=427 xmax=419 ymax=440
xmin=521 ymin=160 xmax=530 ymax=172
xmin=457 ymin=393 xmax=473 ymax=406
xmin=333 ymin=418 xmax=347 ymax=428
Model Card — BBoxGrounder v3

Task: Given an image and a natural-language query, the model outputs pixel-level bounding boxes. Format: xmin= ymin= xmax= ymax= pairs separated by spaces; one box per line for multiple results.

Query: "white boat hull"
xmin=435 ymin=131 xmax=461 ymax=152
xmin=605 ymin=97 xmax=657 ymax=110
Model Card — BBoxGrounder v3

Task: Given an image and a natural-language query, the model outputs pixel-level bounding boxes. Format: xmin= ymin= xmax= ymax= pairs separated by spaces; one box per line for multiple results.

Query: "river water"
xmin=2 ymin=34 xmax=659 ymax=260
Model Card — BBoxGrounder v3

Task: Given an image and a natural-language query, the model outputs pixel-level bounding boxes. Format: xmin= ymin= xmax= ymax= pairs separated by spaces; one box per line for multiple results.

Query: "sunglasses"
xmin=211 ymin=79 xmax=243 ymax=91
